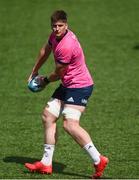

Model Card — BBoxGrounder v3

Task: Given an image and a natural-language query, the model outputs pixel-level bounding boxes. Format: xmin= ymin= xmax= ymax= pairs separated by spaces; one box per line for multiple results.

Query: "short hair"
xmin=51 ymin=10 xmax=67 ymax=23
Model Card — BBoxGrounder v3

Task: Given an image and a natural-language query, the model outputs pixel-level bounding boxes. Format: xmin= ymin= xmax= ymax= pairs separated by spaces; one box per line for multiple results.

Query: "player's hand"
xmin=43 ymin=76 xmax=50 ymax=85
xmin=28 ymin=72 xmax=38 ymax=83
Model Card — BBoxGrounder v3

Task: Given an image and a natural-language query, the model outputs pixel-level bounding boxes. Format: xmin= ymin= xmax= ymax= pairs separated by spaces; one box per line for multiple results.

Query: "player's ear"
xmin=65 ymin=23 xmax=68 ymax=30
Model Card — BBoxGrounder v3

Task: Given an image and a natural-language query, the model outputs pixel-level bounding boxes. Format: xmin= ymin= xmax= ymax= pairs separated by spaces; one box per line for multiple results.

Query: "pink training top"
xmin=48 ymin=30 xmax=94 ymax=88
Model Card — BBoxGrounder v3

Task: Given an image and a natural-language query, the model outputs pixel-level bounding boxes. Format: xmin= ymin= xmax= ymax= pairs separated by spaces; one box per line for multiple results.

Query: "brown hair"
xmin=51 ymin=10 xmax=67 ymax=23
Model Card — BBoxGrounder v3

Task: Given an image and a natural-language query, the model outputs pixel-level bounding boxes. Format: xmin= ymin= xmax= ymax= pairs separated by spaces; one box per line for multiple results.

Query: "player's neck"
xmin=56 ymin=30 xmax=68 ymax=42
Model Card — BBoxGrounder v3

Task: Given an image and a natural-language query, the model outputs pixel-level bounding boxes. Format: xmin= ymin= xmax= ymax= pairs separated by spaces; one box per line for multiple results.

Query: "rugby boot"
xmin=92 ymin=155 xmax=109 ymax=179
xmin=25 ymin=161 xmax=52 ymax=174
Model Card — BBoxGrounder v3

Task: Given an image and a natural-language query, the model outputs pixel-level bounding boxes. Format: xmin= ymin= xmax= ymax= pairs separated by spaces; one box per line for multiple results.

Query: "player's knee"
xmin=63 ymin=120 xmax=79 ymax=134
xmin=42 ymin=108 xmax=51 ymax=124
xmin=63 ymin=121 xmax=70 ymax=133
xmin=42 ymin=107 xmax=57 ymax=126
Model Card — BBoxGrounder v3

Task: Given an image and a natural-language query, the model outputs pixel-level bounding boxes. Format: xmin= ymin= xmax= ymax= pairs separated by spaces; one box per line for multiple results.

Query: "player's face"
xmin=51 ymin=21 xmax=68 ymax=38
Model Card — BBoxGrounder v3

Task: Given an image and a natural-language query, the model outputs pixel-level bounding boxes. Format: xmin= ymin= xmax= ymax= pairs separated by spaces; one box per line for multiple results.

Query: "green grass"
xmin=0 ymin=0 xmax=139 ymax=178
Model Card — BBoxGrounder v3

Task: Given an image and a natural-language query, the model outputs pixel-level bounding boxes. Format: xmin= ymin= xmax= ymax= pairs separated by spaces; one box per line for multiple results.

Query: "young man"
xmin=25 ymin=10 xmax=109 ymax=179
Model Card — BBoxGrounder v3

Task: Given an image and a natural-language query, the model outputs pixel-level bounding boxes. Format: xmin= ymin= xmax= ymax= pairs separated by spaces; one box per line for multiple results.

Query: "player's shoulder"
xmin=62 ymin=30 xmax=77 ymax=48
xmin=66 ymin=30 xmax=77 ymax=41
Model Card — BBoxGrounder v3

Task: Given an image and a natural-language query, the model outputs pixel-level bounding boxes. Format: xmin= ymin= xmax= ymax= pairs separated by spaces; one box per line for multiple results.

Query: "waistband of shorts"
xmin=60 ymin=84 xmax=94 ymax=90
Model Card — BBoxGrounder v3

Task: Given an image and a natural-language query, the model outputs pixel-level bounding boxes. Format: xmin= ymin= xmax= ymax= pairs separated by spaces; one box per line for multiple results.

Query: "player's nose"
xmin=56 ymin=26 xmax=60 ymax=30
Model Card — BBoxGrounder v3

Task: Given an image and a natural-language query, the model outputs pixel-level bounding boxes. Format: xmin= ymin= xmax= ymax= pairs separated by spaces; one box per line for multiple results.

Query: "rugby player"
xmin=25 ymin=10 xmax=109 ymax=179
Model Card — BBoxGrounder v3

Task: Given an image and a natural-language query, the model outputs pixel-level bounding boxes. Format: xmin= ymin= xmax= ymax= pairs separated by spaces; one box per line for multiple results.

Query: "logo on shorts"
xmin=67 ymin=97 xmax=74 ymax=102
xmin=81 ymin=99 xmax=87 ymax=104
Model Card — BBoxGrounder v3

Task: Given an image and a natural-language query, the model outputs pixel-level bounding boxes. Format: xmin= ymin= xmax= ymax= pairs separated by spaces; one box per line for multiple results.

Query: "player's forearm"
xmin=48 ymin=72 xmax=60 ymax=82
xmin=32 ymin=48 xmax=51 ymax=74
xmin=47 ymin=63 xmax=67 ymax=82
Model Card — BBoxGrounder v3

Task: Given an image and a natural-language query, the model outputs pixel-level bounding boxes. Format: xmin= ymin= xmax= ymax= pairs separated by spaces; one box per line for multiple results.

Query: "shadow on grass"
xmin=133 ymin=44 xmax=139 ymax=50
xmin=3 ymin=156 xmax=91 ymax=179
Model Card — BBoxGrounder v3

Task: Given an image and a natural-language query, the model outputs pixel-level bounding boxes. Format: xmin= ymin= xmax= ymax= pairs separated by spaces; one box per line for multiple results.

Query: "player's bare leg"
xmin=42 ymin=108 xmax=58 ymax=145
xmin=62 ymin=104 xmax=93 ymax=147
xmin=62 ymin=104 xmax=108 ymax=179
xmin=25 ymin=99 xmax=61 ymax=174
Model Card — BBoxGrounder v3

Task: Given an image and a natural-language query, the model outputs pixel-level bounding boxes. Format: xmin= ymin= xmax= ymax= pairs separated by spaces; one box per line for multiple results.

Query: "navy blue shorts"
xmin=52 ymin=84 xmax=93 ymax=106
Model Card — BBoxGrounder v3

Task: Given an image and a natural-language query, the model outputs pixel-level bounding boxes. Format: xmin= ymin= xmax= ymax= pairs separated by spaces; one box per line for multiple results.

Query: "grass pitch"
xmin=0 ymin=0 xmax=139 ymax=179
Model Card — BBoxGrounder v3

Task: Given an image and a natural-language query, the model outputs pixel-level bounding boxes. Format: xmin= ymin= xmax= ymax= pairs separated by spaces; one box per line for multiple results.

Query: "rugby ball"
xmin=28 ymin=75 xmax=46 ymax=92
